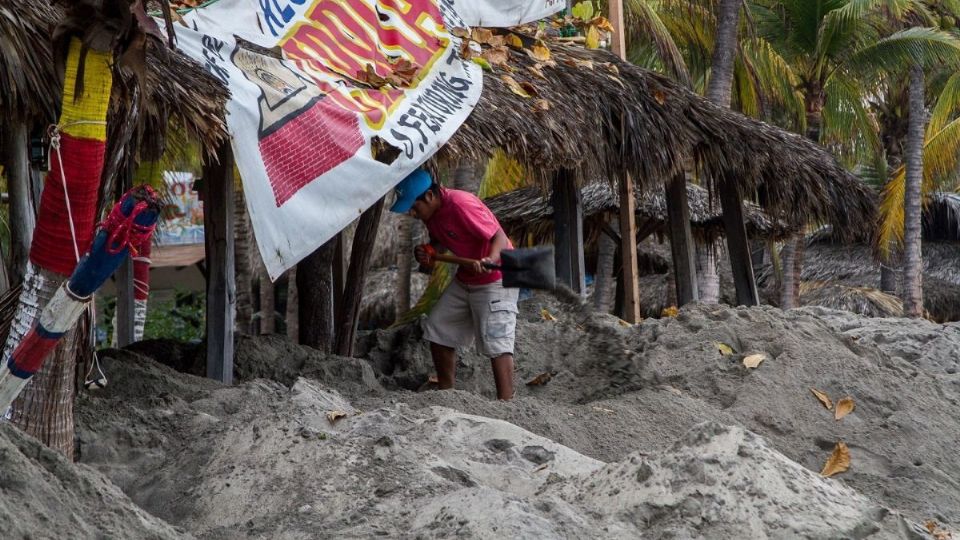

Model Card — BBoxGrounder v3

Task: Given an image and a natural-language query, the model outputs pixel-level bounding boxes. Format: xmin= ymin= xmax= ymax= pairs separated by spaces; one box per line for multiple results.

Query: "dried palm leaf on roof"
xmin=485 ymin=182 xmax=789 ymax=245
xmin=0 ymin=1 xmax=58 ymax=120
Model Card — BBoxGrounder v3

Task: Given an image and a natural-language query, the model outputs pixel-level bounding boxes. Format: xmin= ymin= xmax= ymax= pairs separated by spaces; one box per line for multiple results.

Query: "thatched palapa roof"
xmin=437 ymin=38 xmax=874 ymax=240
xmin=0 ymin=0 xmax=228 ymax=154
xmin=486 ymin=182 xmax=789 ymax=244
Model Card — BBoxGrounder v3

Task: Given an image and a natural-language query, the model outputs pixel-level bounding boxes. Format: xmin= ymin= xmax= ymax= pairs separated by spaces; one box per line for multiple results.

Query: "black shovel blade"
xmin=499 ymin=246 xmax=555 ymax=290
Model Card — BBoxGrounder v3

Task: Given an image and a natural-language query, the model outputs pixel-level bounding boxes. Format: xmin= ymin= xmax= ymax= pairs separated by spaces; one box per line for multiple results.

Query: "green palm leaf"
xmin=847 ymin=27 xmax=960 ymax=77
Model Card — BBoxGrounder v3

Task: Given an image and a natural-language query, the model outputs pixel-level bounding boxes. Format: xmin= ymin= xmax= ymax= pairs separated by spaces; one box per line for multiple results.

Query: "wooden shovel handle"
xmin=432 ymin=252 xmax=500 ymax=270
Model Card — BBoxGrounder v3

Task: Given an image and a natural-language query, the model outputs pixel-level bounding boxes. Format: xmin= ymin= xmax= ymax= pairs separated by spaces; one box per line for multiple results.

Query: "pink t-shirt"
xmin=426 ymin=188 xmax=513 ymax=285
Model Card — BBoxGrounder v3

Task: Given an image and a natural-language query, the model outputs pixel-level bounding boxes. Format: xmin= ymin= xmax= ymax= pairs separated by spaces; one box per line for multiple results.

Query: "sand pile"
xmin=0 ymin=423 xmax=187 ymax=539
xmin=4 ymin=291 xmax=957 ymax=538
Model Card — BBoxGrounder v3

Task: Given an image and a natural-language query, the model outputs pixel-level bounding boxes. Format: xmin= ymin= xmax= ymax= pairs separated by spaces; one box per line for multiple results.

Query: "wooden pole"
xmin=336 ymin=198 xmax=385 ymax=357
xmin=115 ymin=160 xmax=136 ymax=346
xmin=618 ymin=176 xmax=641 ymax=322
xmin=551 ymin=171 xmax=586 ymax=294
xmin=719 ymin=180 xmax=759 ymax=306
xmin=665 ymin=175 xmax=699 ymax=304
xmin=297 ymin=238 xmax=336 ymax=352
xmin=2 ymin=121 xmax=36 ymax=286
xmin=610 ymin=0 xmax=641 ymax=321
xmin=202 ymin=143 xmax=236 ymax=384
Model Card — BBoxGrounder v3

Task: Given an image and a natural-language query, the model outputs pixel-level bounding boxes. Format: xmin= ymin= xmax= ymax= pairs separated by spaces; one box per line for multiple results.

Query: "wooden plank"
xmin=202 ymin=143 xmax=236 ymax=384
xmin=664 ymin=175 xmax=699 ymax=305
xmin=719 ymin=181 xmax=759 ymax=306
xmin=336 ymin=198 xmax=385 ymax=357
xmin=551 ymin=171 xmax=585 ymax=294
xmin=618 ymin=173 xmax=641 ymax=323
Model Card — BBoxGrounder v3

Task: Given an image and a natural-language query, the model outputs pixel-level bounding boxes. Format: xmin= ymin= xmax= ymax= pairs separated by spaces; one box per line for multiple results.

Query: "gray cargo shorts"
xmin=422 ymin=278 xmax=520 ymax=357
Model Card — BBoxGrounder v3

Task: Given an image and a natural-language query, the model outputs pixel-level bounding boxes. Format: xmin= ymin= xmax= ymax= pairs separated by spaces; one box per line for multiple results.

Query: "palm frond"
xmin=928 ymin=71 xmax=960 ymax=134
xmin=821 ymin=74 xmax=883 ymax=167
xmin=847 ymin=27 xmax=960 ymax=77
xmin=477 ymin=149 xmax=527 ymax=199
xmin=626 ymin=0 xmax=692 ymax=86
xmin=877 ymin=169 xmax=906 ymax=256
xmin=740 ymin=37 xmax=805 ymax=129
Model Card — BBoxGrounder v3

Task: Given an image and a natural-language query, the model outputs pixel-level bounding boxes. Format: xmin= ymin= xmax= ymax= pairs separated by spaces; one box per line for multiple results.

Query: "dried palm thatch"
xmin=0 ymin=1 xmax=58 ymax=121
xmin=486 ymin=182 xmax=789 ymax=245
xmin=798 ymin=282 xmax=904 ymax=319
xmin=923 ymin=192 xmax=960 ymax=242
xmin=436 ymin=39 xmax=874 ymax=239
xmin=2 ymin=0 xmax=228 ymax=156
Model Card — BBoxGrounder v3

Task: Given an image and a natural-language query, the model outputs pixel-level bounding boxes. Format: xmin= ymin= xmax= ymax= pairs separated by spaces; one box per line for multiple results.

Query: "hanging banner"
xmin=173 ymin=0 xmax=561 ymax=280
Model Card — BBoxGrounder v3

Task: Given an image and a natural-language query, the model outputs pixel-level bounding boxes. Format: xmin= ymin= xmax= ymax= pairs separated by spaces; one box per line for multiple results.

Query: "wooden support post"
xmin=551 ymin=171 xmax=586 ymax=294
xmin=115 ymin=258 xmax=135 ymax=347
xmin=609 ymin=0 xmax=626 ymax=59
xmin=618 ymin=174 xmax=641 ymax=322
xmin=336 ymin=198 xmax=385 ymax=357
xmin=333 ymin=232 xmax=344 ymax=324
xmin=665 ymin=175 xmax=699 ymax=305
xmin=719 ymin=181 xmax=759 ymax=306
xmin=115 ymin=159 xmax=135 ymax=347
xmin=2 ymin=121 xmax=36 ymax=286
xmin=202 ymin=143 xmax=236 ymax=384
xmin=297 ymin=238 xmax=337 ymax=352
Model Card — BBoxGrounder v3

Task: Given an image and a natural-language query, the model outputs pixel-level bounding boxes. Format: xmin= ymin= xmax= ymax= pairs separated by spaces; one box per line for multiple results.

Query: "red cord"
xmin=100 ymin=195 xmax=158 ymax=256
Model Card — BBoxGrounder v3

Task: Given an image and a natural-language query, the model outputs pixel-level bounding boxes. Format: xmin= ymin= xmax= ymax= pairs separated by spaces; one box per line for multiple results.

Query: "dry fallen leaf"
xmin=653 ymin=89 xmax=667 ymax=105
xmin=835 ymin=397 xmax=855 ymax=420
xmin=326 ymin=410 xmax=348 ymax=424
xmin=502 ymin=75 xmax=531 ymax=98
xmin=716 ymin=342 xmax=735 ymax=356
xmin=820 ymin=442 xmax=851 ymax=477
xmin=811 ymin=388 xmax=834 ymax=410
xmin=540 ymin=308 xmax=557 ymax=321
xmin=451 ymin=27 xmax=470 ymax=38
xmin=526 ymin=372 xmax=554 ymax=386
xmin=527 ymin=65 xmax=547 ymax=80
xmin=591 ymin=406 xmax=614 ymax=413
xmin=617 ymin=318 xmax=633 ymax=327
xmin=487 ymin=35 xmax=506 ymax=48
xmin=660 ymin=306 xmax=678 ymax=318
xmin=471 ymin=57 xmax=492 ymax=71
xmin=482 ymin=46 xmax=510 ymax=67
xmin=742 ymin=353 xmax=766 ymax=369
xmin=471 ymin=28 xmax=494 ymax=44
xmin=927 ymin=521 xmax=938 ymax=534
xmin=507 ymin=34 xmax=524 ymax=49
xmin=520 ymin=81 xmax=538 ymax=96
xmin=531 ymin=44 xmax=551 ymax=62
xmin=533 ymin=99 xmax=551 ymax=111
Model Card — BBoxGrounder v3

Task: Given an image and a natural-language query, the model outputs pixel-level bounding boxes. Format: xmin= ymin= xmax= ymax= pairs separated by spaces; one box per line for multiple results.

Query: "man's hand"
xmin=470 ymin=257 xmax=497 ymax=274
xmin=414 ymin=244 xmax=434 ymax=269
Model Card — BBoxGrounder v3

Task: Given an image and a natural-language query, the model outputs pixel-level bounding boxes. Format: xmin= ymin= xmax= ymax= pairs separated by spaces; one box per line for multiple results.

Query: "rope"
xmin=47 ymin=121 xmax=106 ymax=264
xmin=100 ymin=198 xmax=158 ymax=256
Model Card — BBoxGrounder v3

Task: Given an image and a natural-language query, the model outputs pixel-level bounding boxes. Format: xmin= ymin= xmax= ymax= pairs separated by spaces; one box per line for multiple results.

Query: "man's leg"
xmin=491 ymin=353 xmax=514 ymax=400
xmin=431 ymin=342 xmax=457 ymax=389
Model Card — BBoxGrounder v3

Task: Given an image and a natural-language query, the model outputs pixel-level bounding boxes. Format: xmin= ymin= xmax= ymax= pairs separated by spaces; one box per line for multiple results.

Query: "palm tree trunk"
xmin=593 ymin=215 xmax=618 ymax=313
xmin=903 ymin=65 xmax=925 ymax=317
xmin=779 ymin=239 xmax=797 ymax=308
xmin=704 ymin=0 xmax=740 ymax=107
xmin=234 ymin=185 xmax=254 ymax=334
xmin=451 ymin=161 xmax=479 ymax=193
xmin=297 ymin=237 xmax=337 ymax=352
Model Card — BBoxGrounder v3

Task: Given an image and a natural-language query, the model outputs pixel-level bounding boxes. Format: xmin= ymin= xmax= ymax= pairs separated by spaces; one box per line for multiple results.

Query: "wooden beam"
xmin=618 ymin=174 xmax=641 ymax=322
xmin=114 ymin=258 xmax=135 ymax=347
xmin=719 ymin=181 xmax=759 ymax=306
xmin=336 ymin=198 xmax=385 ymax=357
xmin=551 ymin=170 xmax=586 ymax=294
xmin=665 ymin=174 xmax=699 ymax=305
xmin=202 ymin=143 xmax=236 ymax=384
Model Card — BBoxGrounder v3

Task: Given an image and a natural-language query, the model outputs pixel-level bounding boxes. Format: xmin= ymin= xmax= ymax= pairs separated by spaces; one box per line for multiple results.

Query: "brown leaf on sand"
xmin=811 ymin=388 xmax=834 ymax=410
xmin=820 ymin=442 xmax=851 ymax=477
xmin=742 ymin=353 xmax=765 ymax=369
xmin=835 ymin=397 xmax=855 ymax=420
xmin=326 ymin=410 xmax=348 ymax=424
xmin=716 ymin=342 xmax=735 ymax=356
xmin=526 ymin=372 xmax=553 ymax=386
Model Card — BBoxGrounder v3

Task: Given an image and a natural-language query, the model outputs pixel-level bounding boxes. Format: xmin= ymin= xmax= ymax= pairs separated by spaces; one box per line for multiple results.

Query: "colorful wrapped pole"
xmin=0 ymin=186 xmax=161 ymax=410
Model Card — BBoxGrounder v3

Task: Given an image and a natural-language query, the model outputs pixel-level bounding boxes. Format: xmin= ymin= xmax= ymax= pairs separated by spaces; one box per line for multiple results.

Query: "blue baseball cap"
xmin=390 ymin=169 xmax=434 ymax=213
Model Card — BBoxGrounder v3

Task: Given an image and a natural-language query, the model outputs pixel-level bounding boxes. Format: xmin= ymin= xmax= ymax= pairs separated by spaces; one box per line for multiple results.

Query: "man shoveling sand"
xmin=390 ymin=168 xmax=518 ymax=400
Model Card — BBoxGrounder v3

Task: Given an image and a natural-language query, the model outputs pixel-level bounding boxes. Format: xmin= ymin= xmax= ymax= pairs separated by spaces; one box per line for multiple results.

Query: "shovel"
xmin=429 ymin=246 xmax=556 ymax=290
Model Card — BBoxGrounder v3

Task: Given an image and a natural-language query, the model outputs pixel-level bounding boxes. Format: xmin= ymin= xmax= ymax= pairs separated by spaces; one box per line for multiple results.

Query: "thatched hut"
xmin=755 ymin=193 xmax=960 ymax=321
xmin=485 ymin=181 xmax=790 ymax=245
xmin=435 ymin=40 xmax=875 ymax=239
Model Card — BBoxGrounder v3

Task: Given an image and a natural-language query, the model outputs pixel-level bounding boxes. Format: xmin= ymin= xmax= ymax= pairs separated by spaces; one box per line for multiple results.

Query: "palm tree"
xmin=903 ymin=63 xmax=926 ymax=315
xmin=750 ymin=0 xmax=960 ymax=306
